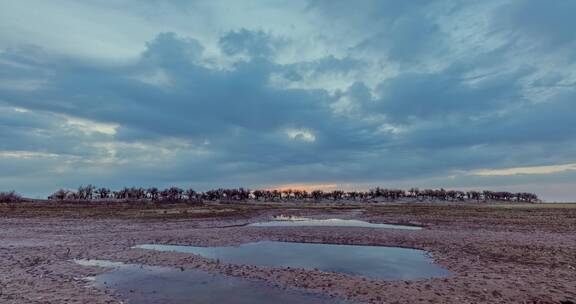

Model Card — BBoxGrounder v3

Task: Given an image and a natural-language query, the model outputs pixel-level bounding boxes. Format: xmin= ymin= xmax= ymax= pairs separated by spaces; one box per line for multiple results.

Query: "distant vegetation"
xmin=0 ymin=191 xmax=23 ymax=203
xmin=41 ymin=185 xmax=539 ymax=203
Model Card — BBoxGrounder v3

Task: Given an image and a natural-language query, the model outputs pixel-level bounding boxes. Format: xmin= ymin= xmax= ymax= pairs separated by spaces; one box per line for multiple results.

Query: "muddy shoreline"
xmin=1 ymin=202 xmax=575 ymax=303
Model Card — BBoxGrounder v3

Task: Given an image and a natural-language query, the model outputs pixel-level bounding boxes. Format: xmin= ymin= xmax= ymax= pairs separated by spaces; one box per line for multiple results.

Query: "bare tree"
xmin=48 ymin=189 xmax=69 ymax=201
xmin=0 ymin=191 xmax=22 ymax=203
xmin=185 ymin=188 xmax=197 ymax=201
xmin=95 ymin=187 xmax=110 ymax=199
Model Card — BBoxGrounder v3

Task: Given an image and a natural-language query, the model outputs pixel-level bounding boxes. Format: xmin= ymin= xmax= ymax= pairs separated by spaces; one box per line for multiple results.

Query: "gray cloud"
xmin=219 ymin=29 xmax=277 ymax=59
xmin=0 ymin=1 xmax=575 ymax=200
xmin=367 ymin=68 xmax=528 ymax=123
xmin=495 ymin=0 xmax=576 ymax=49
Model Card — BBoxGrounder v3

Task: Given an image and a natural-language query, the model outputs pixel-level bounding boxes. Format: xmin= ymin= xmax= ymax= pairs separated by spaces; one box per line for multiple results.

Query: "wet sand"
xmin=1 ymin=202 xmax=575 ymax=303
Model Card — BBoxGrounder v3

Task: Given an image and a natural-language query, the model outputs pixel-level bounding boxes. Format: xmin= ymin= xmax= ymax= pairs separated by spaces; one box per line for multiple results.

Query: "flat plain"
xmin=1 ymin=201 xmax=575 ymax=303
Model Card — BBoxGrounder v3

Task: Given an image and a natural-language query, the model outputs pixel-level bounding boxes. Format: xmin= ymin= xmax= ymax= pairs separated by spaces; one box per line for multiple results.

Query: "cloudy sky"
xmin=1 ymin=0 xmax=575 ymax=201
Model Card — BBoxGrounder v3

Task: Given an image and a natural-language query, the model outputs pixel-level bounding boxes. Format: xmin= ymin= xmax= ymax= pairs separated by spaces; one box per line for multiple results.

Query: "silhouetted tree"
xmin=48 ymin=189 xmax=69 ymax=201
xmin=185 ymin=188 xmax=197 ymax=201
xmin=0 ymin=191 xmax=22 ymax=203
xmin=95 ymin=187 xmax=110 ymax=199
xmin=147 ymin=187 xmax=159 ymax=201
xmin=43 ymin=185 xmax=539 ymax=204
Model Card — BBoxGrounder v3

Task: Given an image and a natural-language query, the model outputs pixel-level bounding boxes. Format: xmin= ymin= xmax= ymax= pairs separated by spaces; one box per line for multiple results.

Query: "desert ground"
xmin=1 ymin=201 xmax=575 ymax=304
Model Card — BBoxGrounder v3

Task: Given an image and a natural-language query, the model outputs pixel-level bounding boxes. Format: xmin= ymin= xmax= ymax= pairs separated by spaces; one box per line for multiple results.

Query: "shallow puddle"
xmin=249 ymin=218 xmax=422 ymax=230
xmin=76 ymin=259 xmax=346 ymax=304
xmin=136 ymin=241 xmax=451 ymax=280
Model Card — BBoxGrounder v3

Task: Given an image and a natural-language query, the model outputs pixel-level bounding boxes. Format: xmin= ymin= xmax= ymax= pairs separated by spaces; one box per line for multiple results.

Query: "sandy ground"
xmin=0 ymin=202 xmax=575 ymax=304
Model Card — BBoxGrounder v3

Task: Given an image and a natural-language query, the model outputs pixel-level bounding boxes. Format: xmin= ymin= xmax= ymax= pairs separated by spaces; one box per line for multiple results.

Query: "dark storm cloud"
xmin=0 ymin=0 xmax=575 ymax=199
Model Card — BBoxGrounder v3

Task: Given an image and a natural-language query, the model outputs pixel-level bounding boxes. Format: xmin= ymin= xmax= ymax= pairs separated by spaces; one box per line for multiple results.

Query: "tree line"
xmin=0 ymin=191 xmax=23 ymax=203
xmin=43 ymin=185 xmax=539 ymax=203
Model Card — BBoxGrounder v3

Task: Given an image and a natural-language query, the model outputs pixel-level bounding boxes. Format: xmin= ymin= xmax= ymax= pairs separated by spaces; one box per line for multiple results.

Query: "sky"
xmin=0 ymin=0 xmax=575 ymax=201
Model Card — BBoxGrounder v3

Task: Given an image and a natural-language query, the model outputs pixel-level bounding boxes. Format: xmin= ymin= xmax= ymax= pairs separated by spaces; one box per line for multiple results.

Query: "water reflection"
xmin=76 ymin=259 xmax=345 ymax=304
xmin=136 ymin=241 xmax=451 ymax=280
xmin=249 ymin=217 xmax=422 ymax=230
